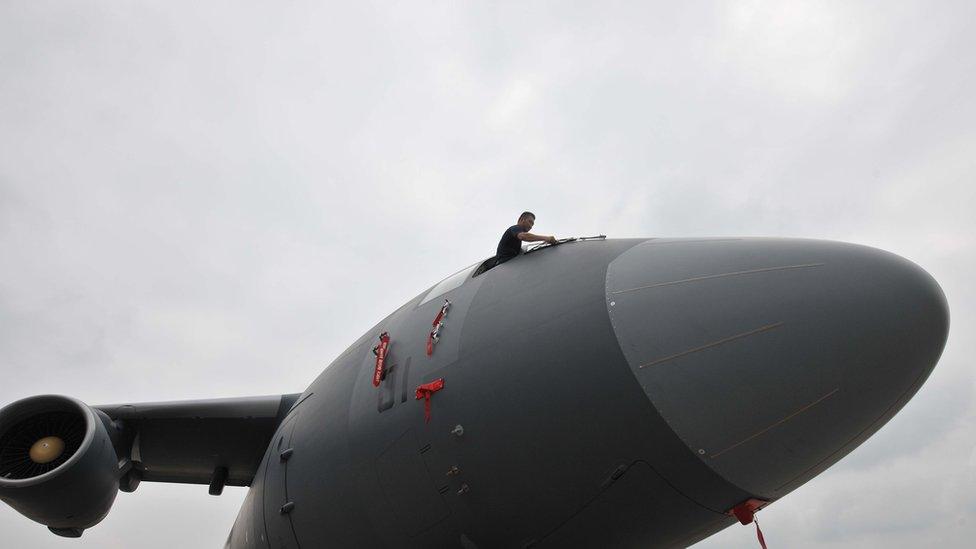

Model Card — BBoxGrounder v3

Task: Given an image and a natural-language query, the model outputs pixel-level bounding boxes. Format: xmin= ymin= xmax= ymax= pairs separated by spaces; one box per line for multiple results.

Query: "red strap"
xmin=426 ymin=333 xmax=434 ymax=356
xmin=431 ymin=308 xmax=445 ymax=328
xmin=727 ymin=499 xmax=769 ymax=549
xmin=729 ymin=499 xmax=766 ymax=525
xmin=414 ymin=379 xmax=445 ymax=422
xmin=372 ymin=332 xmax=390 ymax=387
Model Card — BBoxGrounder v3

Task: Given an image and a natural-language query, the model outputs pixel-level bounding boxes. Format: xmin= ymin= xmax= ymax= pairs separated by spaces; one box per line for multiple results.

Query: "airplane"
xmin=0 ymin=236 xmax=949 ymax=548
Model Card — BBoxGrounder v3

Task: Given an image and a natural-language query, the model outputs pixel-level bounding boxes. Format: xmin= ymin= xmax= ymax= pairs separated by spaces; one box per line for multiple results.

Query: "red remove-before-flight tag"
xmin=414 ymin=379 xmax=445 ymax=422
xmin=372 ymin=332 xmax=391 ymax=387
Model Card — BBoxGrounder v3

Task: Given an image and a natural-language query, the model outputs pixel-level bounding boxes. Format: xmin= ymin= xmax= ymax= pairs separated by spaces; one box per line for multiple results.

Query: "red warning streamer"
xmin=372 ymin=332 xmax=391 ymax=387
xmin=754 ymin=519 xmax=767 ymax=549
xmin=415 ymin=378 xmax=445 ymax=422
xmin=728 ymin=498 xmax=769 ymax=549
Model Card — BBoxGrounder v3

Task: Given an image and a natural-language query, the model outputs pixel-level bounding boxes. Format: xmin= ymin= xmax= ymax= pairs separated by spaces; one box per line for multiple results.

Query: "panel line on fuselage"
xmin=636 ymin=238 xmax=744 ymax=246
xmin=637 ymin=322 xmax=785 ymax=369
xmin=611 ymin=263 xmax=824 ymax=295
xmin=708 ymin=387 xmax=840 ymax=459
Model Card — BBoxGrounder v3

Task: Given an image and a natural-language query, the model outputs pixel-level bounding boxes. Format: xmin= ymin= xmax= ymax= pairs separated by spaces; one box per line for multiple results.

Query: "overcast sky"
xmin=1 ymin=1 xmax=974 ymax=547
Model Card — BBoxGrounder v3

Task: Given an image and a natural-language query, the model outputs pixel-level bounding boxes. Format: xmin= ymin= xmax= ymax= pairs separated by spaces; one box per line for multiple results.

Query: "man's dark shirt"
xmin=496 ymin=225 xmax=524 ymax=260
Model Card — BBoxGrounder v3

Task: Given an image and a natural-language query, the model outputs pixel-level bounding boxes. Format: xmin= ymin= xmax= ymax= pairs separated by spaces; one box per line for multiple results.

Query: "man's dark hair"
xmin=518 ymin=211 xmax=535 ymax=221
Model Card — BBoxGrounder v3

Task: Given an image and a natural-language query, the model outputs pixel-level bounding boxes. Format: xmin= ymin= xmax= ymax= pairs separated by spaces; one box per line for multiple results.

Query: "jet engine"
xmin=0 ymin=395 xmax=124 ymax=538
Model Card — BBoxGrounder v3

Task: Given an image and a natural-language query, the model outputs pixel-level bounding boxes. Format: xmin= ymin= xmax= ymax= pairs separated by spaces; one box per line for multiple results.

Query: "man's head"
xmin=517 ymin=211 xmax=535 ymax=230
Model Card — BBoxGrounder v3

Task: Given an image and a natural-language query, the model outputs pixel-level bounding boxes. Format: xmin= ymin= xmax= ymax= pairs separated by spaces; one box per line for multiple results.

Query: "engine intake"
xmin=0 ymin=395 xmax=123 ymax=537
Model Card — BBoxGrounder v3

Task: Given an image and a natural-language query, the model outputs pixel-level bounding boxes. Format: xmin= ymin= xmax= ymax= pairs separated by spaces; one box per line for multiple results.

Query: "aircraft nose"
xmin=606 ymin=238 xmax=949 ymax=500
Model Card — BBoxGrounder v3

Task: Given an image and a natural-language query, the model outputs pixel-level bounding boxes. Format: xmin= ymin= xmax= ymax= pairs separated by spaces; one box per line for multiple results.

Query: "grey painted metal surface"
xmin=606 ymin=238 xmax=948 ymax=499
xmin=0 ymin=237 xmax=949 ymax=547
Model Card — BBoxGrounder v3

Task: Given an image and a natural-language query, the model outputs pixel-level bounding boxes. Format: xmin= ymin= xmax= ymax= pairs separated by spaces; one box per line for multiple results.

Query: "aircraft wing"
xmin=96 ymin=393 xmax=302 ymax=490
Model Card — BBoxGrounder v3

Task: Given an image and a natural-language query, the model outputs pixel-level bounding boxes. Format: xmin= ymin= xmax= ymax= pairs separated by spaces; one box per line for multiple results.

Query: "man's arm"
xmin=517 ymin=232 xmax=557 ymax=244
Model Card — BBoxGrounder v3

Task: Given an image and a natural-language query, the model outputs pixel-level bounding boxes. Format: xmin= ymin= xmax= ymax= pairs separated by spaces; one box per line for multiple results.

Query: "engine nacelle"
xmin=0 ymin=395 xmax=123 ymax=537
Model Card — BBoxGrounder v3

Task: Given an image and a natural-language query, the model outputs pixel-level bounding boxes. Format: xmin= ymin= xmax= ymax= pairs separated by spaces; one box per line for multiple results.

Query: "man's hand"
xmin=546 ymin=236 xmax=557 ymax=244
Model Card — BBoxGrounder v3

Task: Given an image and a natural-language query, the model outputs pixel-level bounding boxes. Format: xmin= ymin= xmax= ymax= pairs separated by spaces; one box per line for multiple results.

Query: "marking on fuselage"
xmin=637 ymin=322 xmax=784 ymax=369
xmin=400 ymin=357 xmax=412 ymax=403
xmin=708 ymin=387 xmax=840 ymax=459
xmin=378 ymin=356 xmax=413 ymax=413
xmin=611 ymin=263 xmax=824 ymax=295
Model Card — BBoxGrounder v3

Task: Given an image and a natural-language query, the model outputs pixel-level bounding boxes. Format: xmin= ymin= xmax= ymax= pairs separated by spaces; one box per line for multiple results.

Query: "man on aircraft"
xmin=495 ymin=211 xmax=557 ymax=265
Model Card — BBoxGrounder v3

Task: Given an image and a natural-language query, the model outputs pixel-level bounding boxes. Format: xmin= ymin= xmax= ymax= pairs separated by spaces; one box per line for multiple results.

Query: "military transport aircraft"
xmin=0 ymin=237 xmax=949 ymax=548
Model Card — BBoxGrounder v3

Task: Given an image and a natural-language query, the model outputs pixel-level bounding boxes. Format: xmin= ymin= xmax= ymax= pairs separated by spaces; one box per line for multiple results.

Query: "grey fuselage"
xmin=226 ymin=237 xmax=948 ymax=548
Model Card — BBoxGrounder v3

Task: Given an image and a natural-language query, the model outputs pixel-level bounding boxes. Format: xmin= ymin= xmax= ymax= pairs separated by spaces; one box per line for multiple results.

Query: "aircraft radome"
xmin=0 ymin=237 xmax=949 ymax=548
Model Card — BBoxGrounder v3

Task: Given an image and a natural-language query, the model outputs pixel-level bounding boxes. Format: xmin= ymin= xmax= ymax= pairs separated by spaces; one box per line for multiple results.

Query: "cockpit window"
xmin=472 ymin=256 xmax=497 ymax=277
xmin=419 ymin=263 xmax=478 ymax=305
